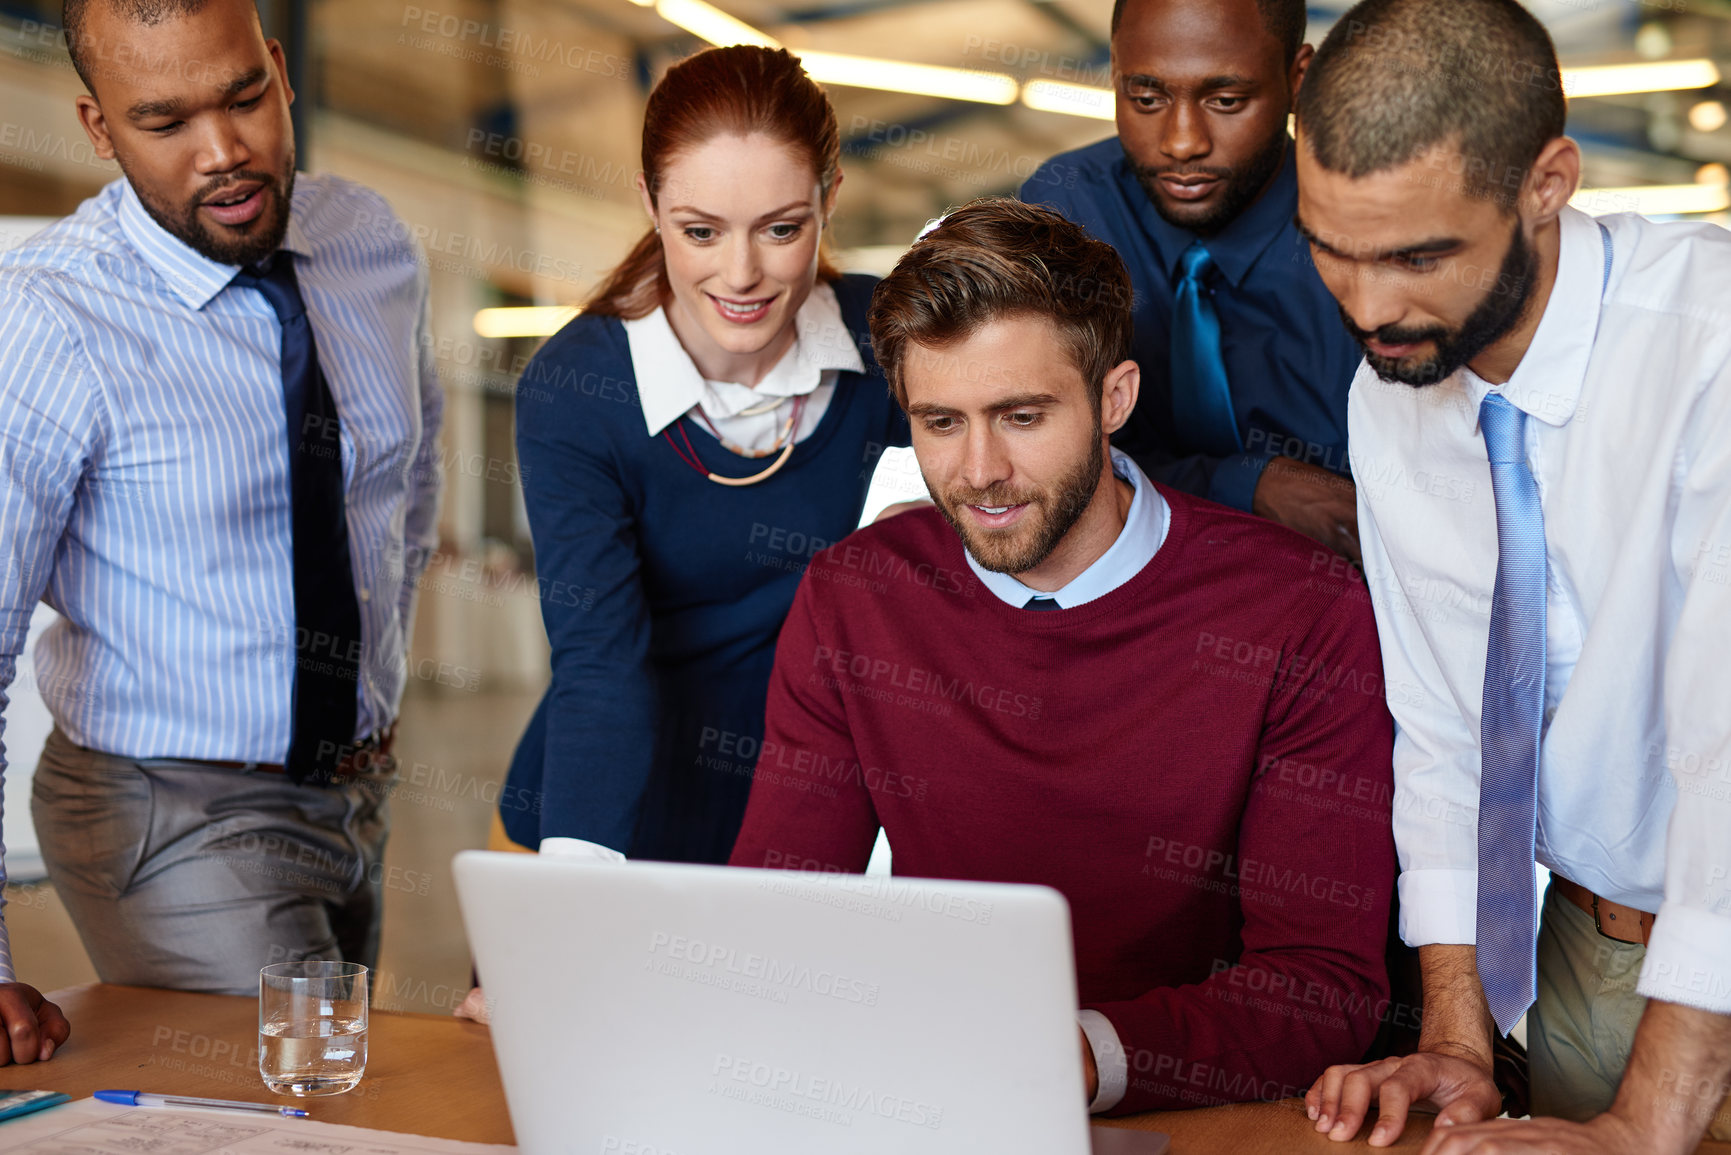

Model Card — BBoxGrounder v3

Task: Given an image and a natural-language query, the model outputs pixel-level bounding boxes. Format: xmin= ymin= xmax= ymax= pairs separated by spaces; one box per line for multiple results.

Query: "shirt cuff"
xmin=0 ymin=858 xmax=12 ymax=983
xmin=1397 ymin=868 xmax=1478 ymax=948
xmin=1207 ymin=451 xmax=1275 ymax=514
xmin=1077 ymin=1009 xmax=1128 ymax=1113
xmin=537 ymin=837 xmax=628 ymax=864
xmin=1637 ymin=902 xmax=1731 ymax=1014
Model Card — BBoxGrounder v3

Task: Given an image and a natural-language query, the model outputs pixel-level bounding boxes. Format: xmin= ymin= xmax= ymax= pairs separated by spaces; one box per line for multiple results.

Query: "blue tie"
xmin=234 ymin=254 xmax=362 ymax=784
xmin=1475 ymin=392 xmax=1547 ymax=1036
xmin=1170 ymin=243 xmax=1241 ymax=457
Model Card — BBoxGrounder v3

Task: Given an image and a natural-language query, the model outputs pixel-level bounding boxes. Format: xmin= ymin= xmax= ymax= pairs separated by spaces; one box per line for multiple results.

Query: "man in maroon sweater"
xmin=729 ymin=198 xmax=1397 ymax=1117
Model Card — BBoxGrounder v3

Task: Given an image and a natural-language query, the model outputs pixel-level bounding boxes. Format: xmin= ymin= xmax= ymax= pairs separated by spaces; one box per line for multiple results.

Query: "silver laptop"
xmin=454 ymin=851 xmax=1169 ymax=1155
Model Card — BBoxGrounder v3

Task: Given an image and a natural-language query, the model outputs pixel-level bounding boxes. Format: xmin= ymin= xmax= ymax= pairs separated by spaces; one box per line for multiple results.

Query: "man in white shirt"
xmin=1291 ymin=0 xmax=1731 ymax=1152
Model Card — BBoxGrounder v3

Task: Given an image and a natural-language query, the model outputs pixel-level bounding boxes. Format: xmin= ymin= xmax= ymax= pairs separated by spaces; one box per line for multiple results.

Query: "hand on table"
xmin=454 ymin=985 xmax=491 ymax=1024
xmin=0 ymin=981 xmax=71 ymax=1064
xmin=1413 ymin=1113 xmax=1649 ymax=1155
xmin=1252 ymin=457 xmax=1360 ymax=563
xmin=1306 ymin=1049 xmax=1502 ymax=1146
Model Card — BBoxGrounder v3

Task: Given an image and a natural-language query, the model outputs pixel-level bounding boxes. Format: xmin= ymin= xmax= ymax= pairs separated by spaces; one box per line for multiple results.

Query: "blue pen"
xmin=96 ymin=1089 xmax=309 ymax=1118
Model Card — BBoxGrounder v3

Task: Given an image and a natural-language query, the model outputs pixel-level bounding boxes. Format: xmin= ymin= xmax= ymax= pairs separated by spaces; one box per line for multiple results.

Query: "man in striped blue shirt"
xmin=0 ymin=0 xmax=443 ymax=1027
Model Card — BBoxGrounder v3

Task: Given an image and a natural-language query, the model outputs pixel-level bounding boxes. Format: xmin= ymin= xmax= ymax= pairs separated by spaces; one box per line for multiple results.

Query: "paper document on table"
xmin=0 ymin=1096 xmax=517 ymax=1154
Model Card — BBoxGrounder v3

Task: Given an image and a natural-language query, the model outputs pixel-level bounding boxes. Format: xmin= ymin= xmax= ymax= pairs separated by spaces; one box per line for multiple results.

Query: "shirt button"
xmin=358 ymin=588 xmax=371 ymax=603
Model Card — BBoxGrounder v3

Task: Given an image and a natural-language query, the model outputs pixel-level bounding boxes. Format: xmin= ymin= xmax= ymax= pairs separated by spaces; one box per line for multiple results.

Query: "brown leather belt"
xmin=1553 ymin=875 xmax=1655 ymax=946
xmin=162 ymin=724 xmax=397 ymax=784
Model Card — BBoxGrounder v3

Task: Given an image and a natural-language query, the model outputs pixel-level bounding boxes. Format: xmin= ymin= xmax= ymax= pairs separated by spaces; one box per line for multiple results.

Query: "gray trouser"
xmin=1529 ymin=878 xmax=1731 ymax=1140
xmin=31 ymin=728 xmax=395 ymax=996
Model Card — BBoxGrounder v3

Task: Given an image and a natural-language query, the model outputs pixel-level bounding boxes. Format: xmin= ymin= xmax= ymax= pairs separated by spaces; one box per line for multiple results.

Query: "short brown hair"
xmin=868 ymin=198 xmax=1134 ymax=410
xmin=1296 ymin=0 xmax=1565 ymax=209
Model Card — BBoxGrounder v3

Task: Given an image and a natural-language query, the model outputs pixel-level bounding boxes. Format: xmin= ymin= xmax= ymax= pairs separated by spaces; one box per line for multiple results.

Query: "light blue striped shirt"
xmin=0 ymin=174 xmax=445 ymax=980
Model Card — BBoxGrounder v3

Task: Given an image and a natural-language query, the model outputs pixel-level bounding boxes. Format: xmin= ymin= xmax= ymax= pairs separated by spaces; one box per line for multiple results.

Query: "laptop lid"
xmin=454 ymin=851 xmax=1098 ymax=1154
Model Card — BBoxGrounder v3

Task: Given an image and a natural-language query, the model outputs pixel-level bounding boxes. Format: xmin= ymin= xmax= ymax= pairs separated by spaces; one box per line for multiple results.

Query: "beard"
xmin=121 ymin=155 xmax=297 ymax=267
xmin=930 ymin=425 xmax=1105 ymax=576
xmin=1344 ymin=220 xmax=1539 ymax=388
xmin=1127 ymin=129 xmax=1287 ymax=238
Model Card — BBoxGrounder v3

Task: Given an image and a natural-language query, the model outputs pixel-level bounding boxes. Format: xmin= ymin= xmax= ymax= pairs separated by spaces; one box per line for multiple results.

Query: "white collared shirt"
xmin=625 ymin=281 xmax=864 ymax=451
xmin=966 ymin=448 xmax=1170 ymax=609
xmin=1350 ymin=204 xmax=1731 ymax=1014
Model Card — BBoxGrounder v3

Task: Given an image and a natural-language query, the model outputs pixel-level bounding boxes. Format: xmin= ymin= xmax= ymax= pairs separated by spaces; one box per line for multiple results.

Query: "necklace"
xmin=733 ymin=393 xmax=790 ymax=417
xmin=662 ymin=395 xmax=807 ymax=487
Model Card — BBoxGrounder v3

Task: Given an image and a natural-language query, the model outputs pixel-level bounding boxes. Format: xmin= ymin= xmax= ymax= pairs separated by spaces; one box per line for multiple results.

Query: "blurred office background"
xmin=2 ymin=0 xmax=1727 ymax=1011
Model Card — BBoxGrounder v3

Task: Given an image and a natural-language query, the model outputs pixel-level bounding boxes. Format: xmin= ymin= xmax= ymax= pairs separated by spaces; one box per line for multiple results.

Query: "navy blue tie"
xmin=1024 ymin=596 xmax=1061 ymax=611
xmin=1475 ymin=392 xmax=1547 ymax=1035
xmin=234 ymin=254 xmax=362 ymax=784
xmin=1170 ymin=243 xmax=1242 ymax=457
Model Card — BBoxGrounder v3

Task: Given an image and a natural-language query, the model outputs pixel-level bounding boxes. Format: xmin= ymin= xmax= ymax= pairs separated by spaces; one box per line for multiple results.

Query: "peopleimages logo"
xmin=810 ymin=645 xmax=1042 ymax=720
xmin=710 ymin=1054 xmax=945 ymax=1130
xmin=647 ymin=932 xmax=880 ymax=1007
xmin=758 ymin=867 xmax=995 ymax=926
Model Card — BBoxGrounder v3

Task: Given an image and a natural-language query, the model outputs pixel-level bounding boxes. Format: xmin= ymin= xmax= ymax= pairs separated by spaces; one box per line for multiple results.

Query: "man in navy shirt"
xmin=1022 ymin=0 xmax=1364 ymax=558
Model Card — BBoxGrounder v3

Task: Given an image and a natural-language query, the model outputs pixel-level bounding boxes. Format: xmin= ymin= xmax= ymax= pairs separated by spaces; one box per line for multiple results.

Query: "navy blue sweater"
xmin=502 ymin=274 xmax=908 ymax=861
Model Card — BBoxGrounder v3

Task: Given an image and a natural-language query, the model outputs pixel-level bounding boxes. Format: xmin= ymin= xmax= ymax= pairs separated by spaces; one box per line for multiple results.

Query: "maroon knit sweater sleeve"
xmin=1091 ymin=586 xmax=1396 ymax=1115
xmin=729 ymin=577 xmax=880 ymax=875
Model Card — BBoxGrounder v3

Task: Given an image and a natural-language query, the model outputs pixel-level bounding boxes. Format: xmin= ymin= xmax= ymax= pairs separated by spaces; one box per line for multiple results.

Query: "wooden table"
xmin=1 ymin=984 xmax=512 ymax=1144
xmin=5 ymin=985 xmax=1728 ymax=1153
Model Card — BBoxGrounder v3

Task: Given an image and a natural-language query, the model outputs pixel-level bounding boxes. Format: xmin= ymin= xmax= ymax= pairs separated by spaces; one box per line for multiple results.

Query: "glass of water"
xmin=259 ymin=961 xmax=369 ymax=1096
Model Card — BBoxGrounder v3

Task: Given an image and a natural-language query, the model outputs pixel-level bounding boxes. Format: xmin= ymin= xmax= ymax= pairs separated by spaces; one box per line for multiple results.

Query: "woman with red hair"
xmin=497 ymin=45 xmax=906 ymax=864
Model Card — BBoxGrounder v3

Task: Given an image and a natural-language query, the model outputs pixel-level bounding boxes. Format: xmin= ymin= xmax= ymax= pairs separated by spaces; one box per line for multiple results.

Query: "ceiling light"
xmin=1570 ymin=182 xmax=1731 ymax=217
xmin=1634 ymin=23 xmax=1672 ymax=61
xmin=473 ymin=306 xmax=581 ymax=339
xmin=1689 ymin=100 xmax=1728 ymax=133
xmin=1021 ymin=79 xmax=1114 ymax=120
xmin=642 ymin=2 xmax=1016 ymax=104
xmin=1017 ymin=61 xmax=1724 ymax=119
xmin=799 ymin=51 xmax=1017 ymax=104
xmin=654 ymin=0 xmax=778 ymax=48
xmin=1562 ymin=59 xmax=1720 ymax=99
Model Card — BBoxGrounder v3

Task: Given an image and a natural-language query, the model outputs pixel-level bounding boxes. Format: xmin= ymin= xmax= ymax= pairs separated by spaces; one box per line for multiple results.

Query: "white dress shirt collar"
xmin=965 ymin=448 xmax=1170 ymax=610
xmin=627 ymin=281 xmax=865 ymax=438
xmin=1460 ymin=205 xmax=1607 ymax=430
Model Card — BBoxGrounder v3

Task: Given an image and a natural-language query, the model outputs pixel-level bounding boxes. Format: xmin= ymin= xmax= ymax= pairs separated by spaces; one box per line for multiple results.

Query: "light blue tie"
xmin=1170 ymin=243 xmax=1242 ymax=457
xmin=1476 ymin=392 xmax=1547 ymax=1036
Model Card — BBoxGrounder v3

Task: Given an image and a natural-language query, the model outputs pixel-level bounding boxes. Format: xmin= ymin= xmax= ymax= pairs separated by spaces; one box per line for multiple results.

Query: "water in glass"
xmin=259 ymin=961 xmax=369 ymax=1096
